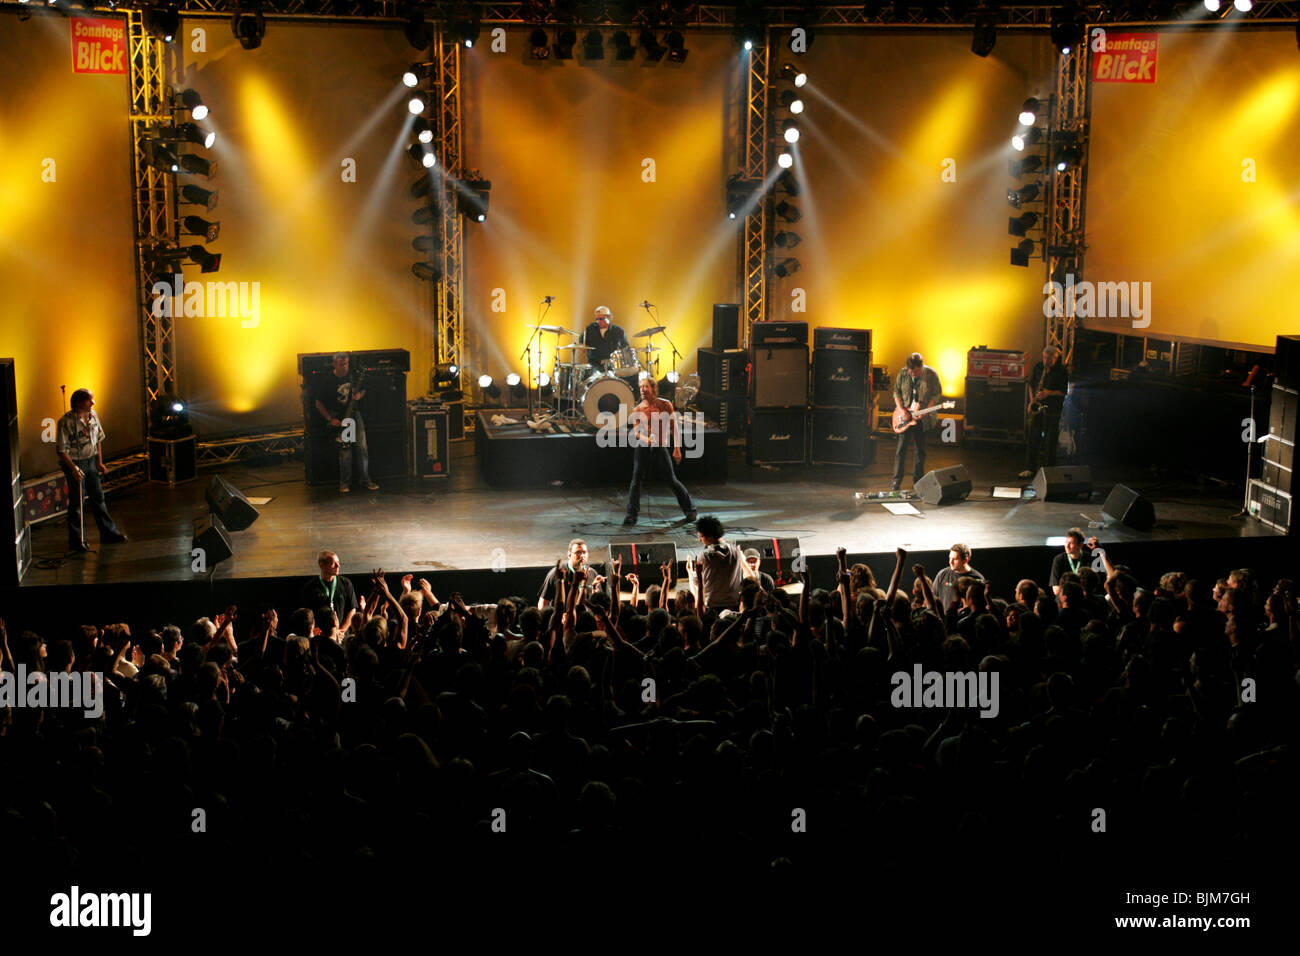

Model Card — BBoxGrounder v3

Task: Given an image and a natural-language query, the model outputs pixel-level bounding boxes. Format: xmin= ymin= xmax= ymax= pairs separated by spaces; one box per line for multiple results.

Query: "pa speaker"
xmin=915 ymin=465 xmax=972 ymax=505
xmin=193 ymin=512 xmax=233 ymax=567
xmin=1032 ymin=465 xmax=1092 ymax=501
xmin=205 ymin=475 xmax=259 ymax=531
xmin=712 ymin=303 xmax=740 ymax=351
xmin=732 ymin=536 xmax=804 ymax=585
xmin=1102 ymin=483 xmax=1156 ymax=531
xmin=607 ymin=541 xmax=679 ymax=575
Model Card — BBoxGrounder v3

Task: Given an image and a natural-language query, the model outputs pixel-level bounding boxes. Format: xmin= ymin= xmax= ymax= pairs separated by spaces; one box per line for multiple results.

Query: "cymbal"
xmin=637 ymin=345 xmax=661 ymax=353
xmin=556 ymin=343 xmax=591 ymax=353
xmin=528 ymin=324 xmax=579 ymax=335
xmin=632 ymin=325 xmax=666 ymax=338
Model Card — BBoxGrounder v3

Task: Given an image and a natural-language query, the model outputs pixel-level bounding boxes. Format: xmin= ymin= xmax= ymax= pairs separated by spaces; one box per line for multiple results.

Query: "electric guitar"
xmin=329 ymin=371 xmax=365 ymax=444
xmin=892 ymin=400 xmax=955 ymax=433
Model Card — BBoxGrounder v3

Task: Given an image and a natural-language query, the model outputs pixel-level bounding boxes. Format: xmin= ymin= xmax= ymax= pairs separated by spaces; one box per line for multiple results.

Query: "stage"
xmin=17 ymin=437 xmax=1282 ymax=599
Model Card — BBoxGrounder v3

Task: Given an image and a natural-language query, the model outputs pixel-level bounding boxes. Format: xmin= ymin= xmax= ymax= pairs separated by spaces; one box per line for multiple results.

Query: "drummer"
xmin=581 ymin=305 xmax=631 ymax=369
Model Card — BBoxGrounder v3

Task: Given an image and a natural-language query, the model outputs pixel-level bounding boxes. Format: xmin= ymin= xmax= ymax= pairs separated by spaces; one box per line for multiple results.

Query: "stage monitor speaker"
xmin=812 ymin=349 xmax=869 ymax=409
xmin=732 ymin=535 xmax=804 ymax=585
xmin=811 ymin=408 xmax=871 ymax=466
xmin=965 ymin=376 xmax=1026 ymax=431
xmin=1276 ymin=334 xmax=1300 ymax=389
xmin=1101 ymin=483 xmax=1156 ymax=531
xmin=712 ymin=303 xmax=740 ymax=351
xmin=749 ymin=409 xmax=807 ymax=464
xmin=192 ymin=512 xmax=233 ymax=567
xmin=915 ymin=465 xmax=972 ymax=505
xmin=205 ymin=475 xmax=260 ymax=530
xmin=697 ymin=391 xmax=745 ymax=437
xmin=752 ymin=345 xmax=808 ymax=408
xmin=1032 ymin=465 xmax=1092 ymax=501
xmin=698 ymin=348 xmax=747 ymax=395
xmin=607 ymin=541 xmax=679 ymax=575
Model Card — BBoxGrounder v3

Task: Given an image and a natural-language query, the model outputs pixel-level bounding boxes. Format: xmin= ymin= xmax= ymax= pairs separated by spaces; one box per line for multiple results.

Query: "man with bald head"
xmin=581 ymin=305 xmax=630 ymax=369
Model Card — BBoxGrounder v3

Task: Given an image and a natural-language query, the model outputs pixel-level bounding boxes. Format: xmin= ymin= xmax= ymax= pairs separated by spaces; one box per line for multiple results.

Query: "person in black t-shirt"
xmin=1049 ymin=528 xmax=1099 ymax=596
xmin=581 ymin=306 xmax=630 ymax=369
xmin=301 ymin=548 xmax=359 ymax=630
xmin=312 ymin=352 xmax=378 ymax=494
xmin=1021 ymin=345 xmax=1069 ymax=478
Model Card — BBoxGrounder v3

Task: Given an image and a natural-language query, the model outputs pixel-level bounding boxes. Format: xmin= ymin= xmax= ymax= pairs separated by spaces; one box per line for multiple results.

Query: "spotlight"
xmin=555 ymin=29 xmax=577 ymax=59
xmin=182 ymin=216 xmax=220 ymax=241
xmin=408 ymin=95 xmax=426 ymax=115
xmin=402 ymin=69 xmax=419 ymax=88
xmin=665 ymin=370 xmax=680 ymax=384
xmin=453 ymin=9 xmax=481 ymax=48
xmin=160 ymin=123 xmax=216 ymax=148
xmin=1018 ymin=99 xmax=1040 ymax=126
xmin=507 ymin=373 xmax=526 ymax=400
xmin=665 ymin=31 xmax=688 ymax=63
xmin=232 ymin=9 xmax=266 ymax=51
xmin=478 ymin=374 xmax=501 ymax=400
xmin=530 ymin=28 xmax=551 ymax=59
xmin=774 ymin=200 xmax=801 ymax=222
xmin=1008 ymin=212 xmax=1039 ymax=237
xmin=457 ymin=179 xmax=491 ymax=222
xmin=412 ymin=235 xmax=438 ymax=253
xmin=1203 ymin=0 xmax=1220 ymax=9
xmin=505 ymin=372 xmax=522 ymax=387
xmin=777 ymin=151 xmax=794 ymax=169
xmin=734 ymin=2 xmax=766 ymax=50
xmin=412 ymin=262 xmax=443 ymax=281
xmin=779 ymin=64 xmax=807 ymax=86
xmin=1050 ymin=4 xmax=1083 ymax=55
xmin=584 ymin=30 xmax=605 ymax=59
xmin=611 ymin=31 xmax=636 ymax=60
xmin=972 ymin=14 xmax=997 ymax=57
xmin=412 ymin=204 xmax=439 ymax=226
xmin=149 ymin=393 xmax=191 ymax=438
xmin=146 ymin=142 xmax=181 ymax=173
xmin=1011 ymin=128 xmax=1042 ymax=151
xmin=639 ymin=31 xmax=666 ymax=62
xmin=145 ymin=5 xmax=179 ymax=42
xmin=778 ymin=91 xmax=805 ymax=114
xmin=478 ymin=373 xmax=493 ymax=389
xmin=1232 ymin=0 xmax=1251 ymax=9
xmin=410 ymin=175 xmax=432 ymax=199
xmin=188 ymin=245 xmax=222 ymax=273
xmin=774 ymin=230 xmax=801 ymax=249
xmin=176 ymin=89 xmax=208 ymax=121
xmin=726 ymin=174 xmax=761 ymax=219
xmin=1010 ymin=239 xmax=1035 ymax=267
xmin=776 ymin=169 xmax=801 ymax=196
xmin=432 ymin=363 xmax=461 ymax=392
xmin=537 ymin=372 xmax=551 ymax=388
xmin=773 ymin=258 xmax=801 ymax=278
xmin=412 ymin=117 xmax=434 ymax=144
xmin=1055 ymin=146 xmax=1082 ymax=171
xmin=404 ymin=12 xmax=432 ymax=50
xmin=181 ymin=184 xmax=219 ymax=210
xmin=179 ymin=154 xmax=218 ymax=178
xmin=1009 ymin=155 xmax=1043 ymax=178
xmin=1007 ymin=184 xmax=1040 ymax=207
xmin=408 ymin=143 xmax=436 ymax=167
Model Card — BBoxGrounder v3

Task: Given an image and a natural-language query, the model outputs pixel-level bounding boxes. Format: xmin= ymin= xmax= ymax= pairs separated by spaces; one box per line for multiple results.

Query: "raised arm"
xmin=885 ymin=547 xmax=907 ymax=605
xmin=660 ymin=562 xmax=673 ymax=608
xmin=913 ymin=564 xmax=939 ymax=616
xmin=836 ymin=548 xmax=851 ymax=623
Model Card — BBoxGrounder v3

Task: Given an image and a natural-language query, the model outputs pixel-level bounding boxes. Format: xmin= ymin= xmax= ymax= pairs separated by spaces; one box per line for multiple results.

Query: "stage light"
xmin=478 ymin=373 xmax=493 ymax=389
xmin=1010 ymin=155 xmax=1043 ymax=178
xmin=412 ymin=235 xmax=438 ymax=253
xmin=412 ymin=262 xmax=442 ymax=281
xmin=734 ymin=1 xmax=766 ymax=50
xmin=665 ymin=31 xmax=688 ymax=63
xmin=1019 ymin=98 xmax=1040 ymax=126
xmin=159 ymin=122 xmax=216 ymax=149
xmin=774 ymin=230 xmax=801 ymax=249
xmin=779 ymin=64 xmax=807 ymax=86
xmin=530 ymin=28 xmax=551 ymax=59
xmin=744 ymin=40 xmax=753 ymax=51
xmin=776 ymin=169 xmax=801 ymax=196
xmin=404 ymin=12 xmax=432 ymax=50
xmin=149 ymin=393 xmax=191 ymax=438
xmin=1008 ymin=212 xmax=1039 ymax=237
xmin=1055 ymin=146 xmax=1082 ymax=171
xmin=773 ymin=258 xmax=801 ymax=278
xmin=232 ymin=9 xmax=266 ymax=50
xmin=410 ymin=174 xmax=432 ymax=199
xmin=1007 ymin=184 xmax=1040 ymax=207
xmin=408 ymin=95 xmax=426 ymax=115
xmin=412 ymin=204 xmax=438 ymax=226
xmin=782 ymin=119 xmax=800 ymax=143
xmin=1203 ymin=0 xmax=1220 ymax=9
xmin=408 ymin=143 xmax=436 ymax=167
xmin=777 ymin=151 xmax=794 ymax=169
xmin=188 ymin=245 xmax=221 ymax=273
xmin=478 ymin=374 xmax=501 ymax=400
xmin=458 ymin=179 xmax=491 ymax=222
xmin=584 ymin=30 xmax=605 ymax=59
xmin=144 ymin=5 xmax=179 ymax=42
xmin=1010 ymin=239 xmax=1034 ymax=267
xmin=555 ymin=29 xmax=577 ymax=59
xmin=412 ymin=117 xmax=433 ymax=144
xmin=182 ymin=216 xmax=220 ymax=241
xmin=453 ymin=8 xmax=481 ymax=48
xmin=778 ymin=91 xmax=805 ymax=114
xmin=1011 ymin=128 xmax=1042 ymax=151
xmin=147 ymin=142 xmax=181 ymax=173
xmin=177 ymin=89 xmax=209 ymax=120
xmin=537 ymin=372 xmax=551 ymax=388
xmin=611 ymin=31 xmax=636 ymax=60
xmin=1233 ymin=0 xmax=1251 ymax=9
xmin=1050 ymin=4 xmax=1082 ymax=55
xmin=726 ymin=174 xmax=760 ymax=219
xmin=180 ymin=154 xmax=217 ymax=178
xmin=181 ymin=184 xmax=219 ymax=210
xmin=432 ymin=364 xmax=460 ymax=391
xmin=507 ymin=373 xmax=526 ymax=400
xmin=970 ymin=15 xmax=996 ymax=56
xmin=639 ymin=30 xmax=667 ymax=62
xmin=665 ymin=370 xmax=680 ymax=384
xmin=402 ymin=69 xmax=419 ymax=88
xmin=505 ymin=372 xmax=523 ymax=387
xmin=774 ymin=200 xmax=801 ymax=222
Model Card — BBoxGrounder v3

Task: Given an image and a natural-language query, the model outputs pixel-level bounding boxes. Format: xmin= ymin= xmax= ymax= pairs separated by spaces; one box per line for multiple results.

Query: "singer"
xmin=581 ymin=305 xmax=630 ymax=368
xmin=56 ymin=388 xmax=127 ymax=552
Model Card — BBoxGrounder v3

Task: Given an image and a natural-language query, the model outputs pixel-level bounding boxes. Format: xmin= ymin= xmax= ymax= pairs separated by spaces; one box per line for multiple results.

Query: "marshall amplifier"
xmin=749 ymin=409 xmax=807 ymax=465
xmin=811 ymin=408 xmax=871 ymax=466
xmin=751 ymin=321 xmax=809 ymax=348
xmin=752 ymin=345 xmax=808 ymax=408
xmin=812 ymin=349 xmax=870 ymax=409
xmin=1248 ymin=478 xmax=1292 ymax=532
xmin=813 ymin=327 xmax=870 ymax=352
xmin=699 ymin=348 xmax=747 ymax=395
xmin=697 ymin=391 xmax=745 ymax=438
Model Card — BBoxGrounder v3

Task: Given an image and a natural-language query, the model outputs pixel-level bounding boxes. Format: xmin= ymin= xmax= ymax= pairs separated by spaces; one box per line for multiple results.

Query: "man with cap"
xmin=891 ymin=351 xmax=944 ymax=492
xmin=581 ymin=305 xmax=631 ymax=369
xmin=743 ymin=547 xmax=776 ymax=593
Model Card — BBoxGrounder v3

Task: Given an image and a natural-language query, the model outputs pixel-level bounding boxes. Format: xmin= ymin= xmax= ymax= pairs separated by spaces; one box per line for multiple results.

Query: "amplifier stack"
xmin=300 ymin=349 xmax=410 ymax=486
xmin=1252 ymin=334 xmax=1299 ymax=532
xmin=964 ymin=346 xmax=1027 ymax=443
xmin=749 ymin=321 xmax=809 ymax=464
xmin=810 ymin=326 xmax=872 ymax=467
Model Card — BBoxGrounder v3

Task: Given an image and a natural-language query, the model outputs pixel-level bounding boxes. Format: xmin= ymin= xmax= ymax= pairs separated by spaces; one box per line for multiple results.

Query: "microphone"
xmin=639 ymin=300 xmax=654 ymax=309
xmin=542 ymin=295 xmax=556 ymax=304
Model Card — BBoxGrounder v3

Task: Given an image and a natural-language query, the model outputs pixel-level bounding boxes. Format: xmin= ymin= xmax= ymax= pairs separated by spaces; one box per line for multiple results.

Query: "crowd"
xmin=1 ymin=516 xmax=1296 ymax=927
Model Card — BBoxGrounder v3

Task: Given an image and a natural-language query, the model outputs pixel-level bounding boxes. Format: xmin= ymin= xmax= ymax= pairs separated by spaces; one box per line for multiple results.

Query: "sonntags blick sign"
xmin=1093 ymin=32 xmax=1158 ymax=84
xmin=71 ymin=18 xmax=127 ymax=75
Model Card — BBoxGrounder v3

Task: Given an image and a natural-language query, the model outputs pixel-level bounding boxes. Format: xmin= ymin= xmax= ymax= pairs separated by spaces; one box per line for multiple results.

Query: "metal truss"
xmin=739 ymin=35 xmax=769 ymax=338
xmin=1045 ymin=37 xmax=1090 ymax=369
xmin=128 ymin=8 xmax=179 ymax=441
xmin=433 ymin=28 xmax=467 ymax=381
xmin=196 ymin=426 xmax=304 ymax=466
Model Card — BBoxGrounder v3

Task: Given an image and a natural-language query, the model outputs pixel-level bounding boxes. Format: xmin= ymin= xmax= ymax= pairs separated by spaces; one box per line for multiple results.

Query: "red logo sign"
xmin=1093 ymin=32 xmax=1158 ymax=84
xmin=71 ymin=17 xmax=127 ymax=75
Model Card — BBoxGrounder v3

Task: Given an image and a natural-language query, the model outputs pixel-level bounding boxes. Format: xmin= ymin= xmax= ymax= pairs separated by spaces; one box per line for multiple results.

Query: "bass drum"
xmin=580 ymin=374 xmax=636 ymax=427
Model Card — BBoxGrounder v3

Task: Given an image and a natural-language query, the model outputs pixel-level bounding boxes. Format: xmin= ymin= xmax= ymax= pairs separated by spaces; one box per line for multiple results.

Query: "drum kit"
xmin=525 ymin=320 xmax=675 ymax=427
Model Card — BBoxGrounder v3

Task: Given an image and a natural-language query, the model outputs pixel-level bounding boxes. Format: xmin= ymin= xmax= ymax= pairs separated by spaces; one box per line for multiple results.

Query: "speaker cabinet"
xmin=1248 ymin=478 xmax=1292 ymax=532
xmin=965 ymin=376 xmax=1026 ymax=432
xmin=1276 ymin=334 xmax=1300 ymax=389
xmin=148 ymin=435 xmax=197 ymax=485
xmin=697 ymin=392 xmax=745 ymax=437
xmin=752 ymin=346 xmax=808 ymax=408
xmin=205 ymin=475 xmax=260 ymax=530
xmin=366 ymin=425 xmax=406 ymax=479
xmin=1102 ymin=483 xmax=1156 ymax=531
xmin=1270 ymin=385 xmax=1297 ymax=443
xmin=1032 ymin=465 xmax=1092 ymax=501
xmin=712 ymin=303 xmax=740 ymax=351
xmin=811 ymin=408 xmax=870 ymax=466
xmin=1 ymin=357 xmax=26 ymax=587
xmin=749 ymin=409 xmax=807 ymax=464
xmin=193 ymin=511 xmax=233 ymax=567
xmin=812 ymin=349 xmax=869 ymax=409
xmin=751 ymin=321 xmax=808 ymax=348
xmin=607 ymin=541 xmax=679 ymax=575
xmin=732 ymin=535 xmax=804 ymax=585
xmin=814 ymin=327 xmax=870 ymax=352
xmin=410 ymin=406 xmax=451 ymax=478
xmin=915 ymin=465 xmax=972 ymax=505
xmin=699 ymin=348 xmax=747 ymax=395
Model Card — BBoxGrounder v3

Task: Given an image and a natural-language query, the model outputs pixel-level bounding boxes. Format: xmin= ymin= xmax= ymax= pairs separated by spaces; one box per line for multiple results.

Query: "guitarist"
xmin=891 ymin=352 xmax=943 ymax=492
xmin=313 ymin=351 xmax=380 ymax=494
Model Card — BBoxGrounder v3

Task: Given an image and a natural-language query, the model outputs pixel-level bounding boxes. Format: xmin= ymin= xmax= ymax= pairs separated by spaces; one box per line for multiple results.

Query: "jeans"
xmin=1026 ymin=408 xmax=1062 ymax=472
xmin=338 ymin=413 xmax=373 ymax=487
xmin=62 ymin=458 xmax=121 ymax=543
xmin=892 ymin=426 xmax=927 ymax=486
xmin=626 ymin=446 xmax=694 ymax=519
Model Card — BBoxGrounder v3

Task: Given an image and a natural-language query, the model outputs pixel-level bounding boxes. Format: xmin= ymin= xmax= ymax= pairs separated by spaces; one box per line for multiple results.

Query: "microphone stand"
xmin=1231 ymin=380 xmax=1257 ymax=520
xmin=520 ymin=298 xmax=553 ymax=420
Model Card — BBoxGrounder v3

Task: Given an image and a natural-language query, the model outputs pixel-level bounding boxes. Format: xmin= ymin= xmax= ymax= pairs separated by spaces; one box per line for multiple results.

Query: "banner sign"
xmin=1093 ymin=32 xmax=1158 ymax=84
xmin=71 ymin=17 xmax=128 ymax=75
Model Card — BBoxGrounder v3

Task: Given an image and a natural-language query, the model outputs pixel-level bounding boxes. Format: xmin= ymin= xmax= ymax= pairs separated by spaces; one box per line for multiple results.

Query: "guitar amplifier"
xmin=749 ymin=409 xmax=807 ymax=465
xmin=813 ymin=327 xmax=870 ymax=352
xmin=698 ymin=348 xmax=747 ymax=395
xmin=751 ymin=346 xmax=808 ymax=408
xmin=751 ymin=321 xmax=809 ymax=348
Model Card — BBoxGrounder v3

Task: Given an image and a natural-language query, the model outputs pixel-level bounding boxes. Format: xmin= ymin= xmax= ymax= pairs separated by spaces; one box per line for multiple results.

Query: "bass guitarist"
xmin=313 ymin=351 xmax=380 ymax=494
xmin=891 ymin=352 xmax=944 ymax=492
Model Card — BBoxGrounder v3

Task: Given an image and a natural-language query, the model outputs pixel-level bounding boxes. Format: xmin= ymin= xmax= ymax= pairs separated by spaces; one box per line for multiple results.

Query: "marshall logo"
xmin=767 ymin=432 xmax=792 ymax=441
xmin=824 ymin=433 xmax=848 ymax=442
xmin=830 ymin=370 xmax=850 ymax=381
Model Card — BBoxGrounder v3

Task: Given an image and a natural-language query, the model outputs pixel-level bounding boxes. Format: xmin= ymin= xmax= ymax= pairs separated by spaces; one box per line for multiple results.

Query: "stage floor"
xmin=17 ymin=436 xmax=1279 ymax=589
